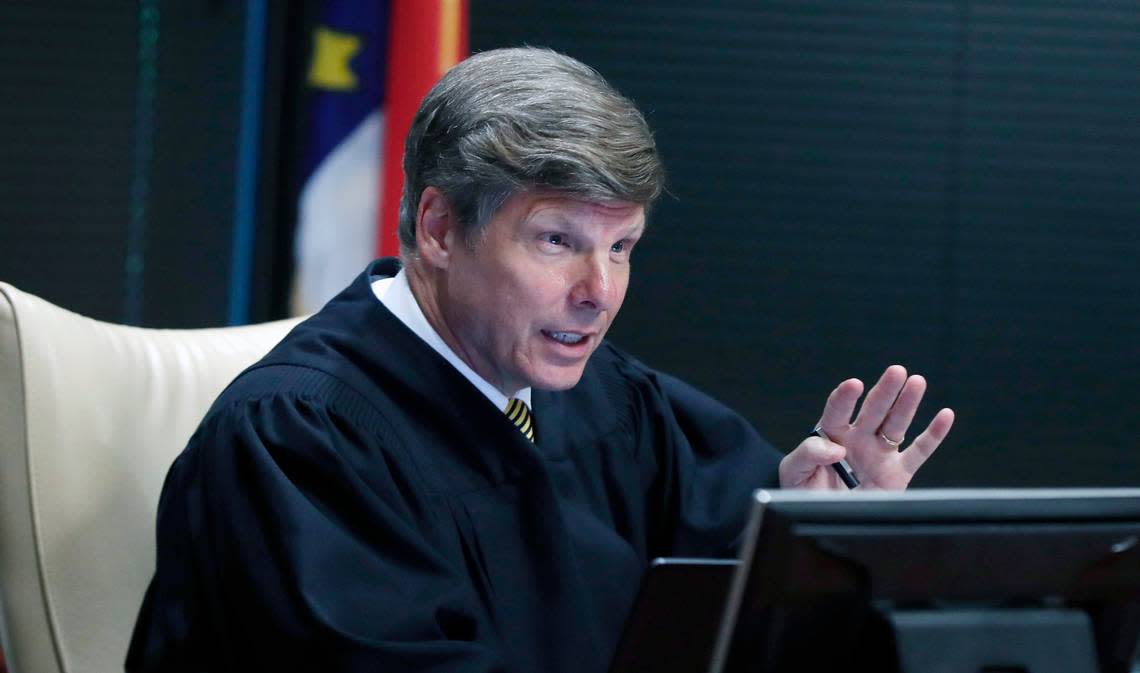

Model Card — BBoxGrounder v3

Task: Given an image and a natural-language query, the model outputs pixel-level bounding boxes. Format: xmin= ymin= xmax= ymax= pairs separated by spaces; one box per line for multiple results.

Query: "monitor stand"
xmin=888 ymin=608 xmax=1099 ymax=673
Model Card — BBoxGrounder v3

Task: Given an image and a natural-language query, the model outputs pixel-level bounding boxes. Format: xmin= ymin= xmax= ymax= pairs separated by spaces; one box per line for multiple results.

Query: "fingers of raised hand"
xmin=853 ymin=365 xmax=908 ymax=432
xmin=899 ymin=407 xmax=956 ymax=475
xmin=877 ymin=374 xmax=927 ymax=446
xmin=817 ymin=378 xmax=864 ymax=439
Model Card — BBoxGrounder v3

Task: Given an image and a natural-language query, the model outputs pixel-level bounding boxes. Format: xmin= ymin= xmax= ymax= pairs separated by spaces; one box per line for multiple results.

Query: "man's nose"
xmin=571 ymin=254 xmax=617 ymax=312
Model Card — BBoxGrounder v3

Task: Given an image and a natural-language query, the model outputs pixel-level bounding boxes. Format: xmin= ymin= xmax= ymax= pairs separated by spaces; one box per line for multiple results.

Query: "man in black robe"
xmin=127 ymin=47 xmax=954 ymax=673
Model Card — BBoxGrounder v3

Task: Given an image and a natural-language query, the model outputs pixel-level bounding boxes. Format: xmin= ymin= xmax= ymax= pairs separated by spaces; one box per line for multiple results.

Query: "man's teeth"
xmin=548 ymin=331 xmax=585 ymax=344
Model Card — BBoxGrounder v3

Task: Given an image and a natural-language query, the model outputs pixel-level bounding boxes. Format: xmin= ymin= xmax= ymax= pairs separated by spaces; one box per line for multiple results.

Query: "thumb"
xmin=779 ymin=436 xmax=845 ymax=487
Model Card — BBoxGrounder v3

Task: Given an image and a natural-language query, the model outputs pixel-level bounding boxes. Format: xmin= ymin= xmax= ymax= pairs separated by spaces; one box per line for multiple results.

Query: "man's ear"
xmin=415 ymin=186 xmax=455 ymax=269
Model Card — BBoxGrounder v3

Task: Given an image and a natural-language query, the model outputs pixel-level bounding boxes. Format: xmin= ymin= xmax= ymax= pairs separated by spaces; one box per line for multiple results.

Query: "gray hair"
xmin=397 ymin=47 xmax=664 ymax=253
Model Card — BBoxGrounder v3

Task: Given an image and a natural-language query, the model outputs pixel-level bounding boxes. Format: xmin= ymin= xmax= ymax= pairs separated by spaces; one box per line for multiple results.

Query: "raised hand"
xmin=779 ymin=365 xmax=955 ymax=490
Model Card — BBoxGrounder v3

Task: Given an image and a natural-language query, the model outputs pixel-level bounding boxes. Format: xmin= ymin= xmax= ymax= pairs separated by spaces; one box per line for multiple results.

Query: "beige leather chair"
xmin=0 ymin=283 xmax=304 ymax=673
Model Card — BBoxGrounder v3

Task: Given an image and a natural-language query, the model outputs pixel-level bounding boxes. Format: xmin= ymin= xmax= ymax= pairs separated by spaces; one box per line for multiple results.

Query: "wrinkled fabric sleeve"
xmin=127 ymin=388 xmax=506 ymax=673
xmin=631 ymin=364 xmax=783 ymax=558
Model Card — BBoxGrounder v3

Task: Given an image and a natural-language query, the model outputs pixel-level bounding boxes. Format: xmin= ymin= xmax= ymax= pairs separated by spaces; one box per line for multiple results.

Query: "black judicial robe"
xmin=127 ymin=259 xmax=782 ymax=673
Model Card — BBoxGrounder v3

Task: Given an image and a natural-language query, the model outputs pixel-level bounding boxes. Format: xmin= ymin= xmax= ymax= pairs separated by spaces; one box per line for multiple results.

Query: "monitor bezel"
xmin=708 ymin=487 xmax=1140 ymax=673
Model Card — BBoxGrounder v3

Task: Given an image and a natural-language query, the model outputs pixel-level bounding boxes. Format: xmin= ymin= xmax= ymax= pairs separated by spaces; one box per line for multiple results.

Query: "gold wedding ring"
xmin=879 ymin=432 xmax=902 ymax=447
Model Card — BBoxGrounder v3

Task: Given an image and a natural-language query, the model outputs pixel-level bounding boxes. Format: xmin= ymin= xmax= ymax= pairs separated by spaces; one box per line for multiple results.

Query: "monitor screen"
xmin=709 ymin=488 xmax=1140 ymax=673
xmin=608 ymin=558 xmax=737 ymax=673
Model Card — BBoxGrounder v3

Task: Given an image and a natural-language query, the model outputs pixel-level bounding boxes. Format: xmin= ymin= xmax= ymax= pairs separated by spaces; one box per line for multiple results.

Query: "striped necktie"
xmin=505 ymin=397 xmax=536 ymax=442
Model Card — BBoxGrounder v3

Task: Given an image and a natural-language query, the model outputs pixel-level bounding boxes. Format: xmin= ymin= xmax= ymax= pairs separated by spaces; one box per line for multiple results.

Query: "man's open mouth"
xmin=543 ymin=330 xmax=587 ymax=345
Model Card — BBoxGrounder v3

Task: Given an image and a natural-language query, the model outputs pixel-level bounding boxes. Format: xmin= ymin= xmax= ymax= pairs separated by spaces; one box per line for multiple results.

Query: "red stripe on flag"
xmin=378 ymin=0 xmax=469 ymax=258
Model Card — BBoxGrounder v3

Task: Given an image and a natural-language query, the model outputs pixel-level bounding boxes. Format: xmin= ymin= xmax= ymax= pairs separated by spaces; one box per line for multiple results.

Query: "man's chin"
xmin=526 ymin=365 xmax=589 ymax=392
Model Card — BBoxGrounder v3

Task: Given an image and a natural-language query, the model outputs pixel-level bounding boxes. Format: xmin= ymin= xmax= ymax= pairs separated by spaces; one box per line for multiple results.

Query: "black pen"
xmin=813 ymin=424 xmax=859 ymax=489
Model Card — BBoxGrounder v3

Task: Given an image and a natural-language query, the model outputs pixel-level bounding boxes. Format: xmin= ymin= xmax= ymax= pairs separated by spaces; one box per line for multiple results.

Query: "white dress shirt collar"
xmin=371 ymin=269 xmax=532 ymax=412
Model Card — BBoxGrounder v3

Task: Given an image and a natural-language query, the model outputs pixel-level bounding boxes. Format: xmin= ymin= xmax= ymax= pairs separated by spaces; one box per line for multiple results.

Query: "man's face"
xmin=437 ymin=191 xmax=645 ymax=393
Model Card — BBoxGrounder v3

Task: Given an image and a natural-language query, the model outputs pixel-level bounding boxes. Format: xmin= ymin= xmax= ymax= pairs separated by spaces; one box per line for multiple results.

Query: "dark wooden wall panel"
xmin=0 ymin=2 xmax=299 ymax=327
xmin=472 ymin=0 xmax=1140 ymax=486
xmin=0 ymin=3 xmax=136 ymax=321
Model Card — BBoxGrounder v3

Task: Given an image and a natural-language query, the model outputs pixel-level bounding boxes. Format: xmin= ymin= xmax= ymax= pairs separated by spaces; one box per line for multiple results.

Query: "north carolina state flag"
xmin=379 ymin=0 xmax=469 ymax=259
xmin=293 ymin=0 xmax=467 ymax=315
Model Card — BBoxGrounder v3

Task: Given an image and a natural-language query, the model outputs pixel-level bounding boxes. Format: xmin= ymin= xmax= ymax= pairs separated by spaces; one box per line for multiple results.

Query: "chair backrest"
xmin=0 ymin=282 xmax=304 ymax=673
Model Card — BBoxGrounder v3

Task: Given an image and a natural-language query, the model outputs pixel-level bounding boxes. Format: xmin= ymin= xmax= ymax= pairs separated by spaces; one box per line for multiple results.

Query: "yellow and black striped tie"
xmin=505 ymin=397 xmax=536 ymax=442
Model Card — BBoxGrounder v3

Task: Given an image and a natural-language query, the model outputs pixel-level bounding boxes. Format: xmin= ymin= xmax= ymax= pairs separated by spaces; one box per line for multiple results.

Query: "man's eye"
xmin=611 ymin=240 xmax=626 ymax=253
xmin=544 ymin=234 xmax=565 ymax=246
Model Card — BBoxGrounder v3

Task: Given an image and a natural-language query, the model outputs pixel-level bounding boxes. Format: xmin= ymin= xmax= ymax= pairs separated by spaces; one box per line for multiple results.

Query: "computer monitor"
xmin=608 ymin=558 xmax=738 ymax=673
xmin=709 ymin=488 xmax=1140 ymax=673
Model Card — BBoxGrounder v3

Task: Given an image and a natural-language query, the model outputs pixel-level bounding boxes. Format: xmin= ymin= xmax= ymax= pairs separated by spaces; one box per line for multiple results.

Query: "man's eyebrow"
xmin=544 ymin=214 xmax=575 ymax=228
xmin=522 ymin=207 xmax=570 ymax=227
xmin=525 ymin=206 xmax=646 ymax=235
